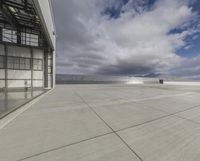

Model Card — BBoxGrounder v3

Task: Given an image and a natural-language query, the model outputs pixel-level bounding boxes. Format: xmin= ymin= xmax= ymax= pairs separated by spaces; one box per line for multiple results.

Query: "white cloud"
xmin=52 ymin=0 xmax=200 ymax=76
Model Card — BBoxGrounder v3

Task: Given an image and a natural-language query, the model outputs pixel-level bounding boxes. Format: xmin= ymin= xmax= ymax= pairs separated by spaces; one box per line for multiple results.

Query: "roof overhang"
xmin=32 ymin=0 xmax=56 ymax=50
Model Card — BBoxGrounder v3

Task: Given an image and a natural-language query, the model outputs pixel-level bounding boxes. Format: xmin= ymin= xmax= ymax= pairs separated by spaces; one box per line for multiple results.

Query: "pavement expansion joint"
xmin=16 ymin=132 xmax=114 ymax=161
xmin=74 ymin=91 xmax=144 ymax=161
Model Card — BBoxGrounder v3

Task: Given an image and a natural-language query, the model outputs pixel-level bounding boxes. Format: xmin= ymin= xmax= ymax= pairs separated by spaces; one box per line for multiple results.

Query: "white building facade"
xmin=0 ymin=0 xmax=56 ymax=91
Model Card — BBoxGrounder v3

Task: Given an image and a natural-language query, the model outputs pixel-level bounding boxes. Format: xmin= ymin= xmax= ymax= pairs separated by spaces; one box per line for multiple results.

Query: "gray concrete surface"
xmin=1 ymin=84 xmax=200 ymax=161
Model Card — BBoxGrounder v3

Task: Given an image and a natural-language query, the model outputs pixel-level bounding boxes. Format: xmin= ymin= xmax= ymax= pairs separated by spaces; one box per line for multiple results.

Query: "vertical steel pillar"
xmin=50 ymin=50 xmax=53 ymax=88
xmin=0 ymin=27 xmax=2 ymax=42
xmin=4 ymin=45 xmax=8 ymax=91
xmin=30 ymin=48 xmax=33 ymax=92
xmin=17 ymin=29 xmax=21 ymax=45
xmin=44 ymin=49 xmax=48 ymax=88
xmin=52 ymin=50 xmax=56 ymax=88
xmin=4 ymin=44 xmax=8 ymax=109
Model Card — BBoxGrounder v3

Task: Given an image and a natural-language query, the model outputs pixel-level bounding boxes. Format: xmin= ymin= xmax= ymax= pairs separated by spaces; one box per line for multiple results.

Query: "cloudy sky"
xmin=52 ymin=0 xmax=200 ymax=79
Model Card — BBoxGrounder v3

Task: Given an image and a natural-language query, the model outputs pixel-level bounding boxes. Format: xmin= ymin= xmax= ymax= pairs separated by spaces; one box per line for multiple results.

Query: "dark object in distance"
xmin=159 ymin=79 xmax=164 ymax=84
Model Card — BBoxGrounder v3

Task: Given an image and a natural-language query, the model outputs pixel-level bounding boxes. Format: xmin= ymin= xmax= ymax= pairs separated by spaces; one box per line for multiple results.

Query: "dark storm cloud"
xmin=97 ymin=64 xmax=154 ymax=75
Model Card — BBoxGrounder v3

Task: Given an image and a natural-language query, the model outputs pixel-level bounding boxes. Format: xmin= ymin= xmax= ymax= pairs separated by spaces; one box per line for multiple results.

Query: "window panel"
xmin=24 ymin=59 xmax=31 ymax=70
xmin=2 ymin=29 xmax=17 ymax=43
xmin=8 ymin=57 xmax=14 ymax=69
xmin=20 ymin=63 xmax=25 ymax=69
xmin=33 ymin=59 xmax=43 ymax=71
xmin=7 ymin=57 xmax=31 ymax=70
xmin=21 ymin=32 xmax=39 ymax=47
xmin=2 ymin=28 xmax=40 ymax=47
xmin=14 ymin=57 xmax=20 ymax=64
xmin=26 ymin=59 xmax=30 ymax=65
xmin=0 ymin=56 xmax=4 ymax=68
xmin=20 ymin=58 xmax=25 ymax=69
xmin=14 ymin=62 xmax=19 ymax=69
xmin=25 ymin=65 xmax=30 ymax=70
xmin=3 ymin=56 xmax=42 ymax=70
xmin=14 ymin=57 xmax=19 ymax=69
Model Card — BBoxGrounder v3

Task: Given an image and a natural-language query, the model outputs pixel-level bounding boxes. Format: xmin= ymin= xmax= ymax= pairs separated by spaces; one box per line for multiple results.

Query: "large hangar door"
xmin=1 ymin=45 xmax=45 ymax=90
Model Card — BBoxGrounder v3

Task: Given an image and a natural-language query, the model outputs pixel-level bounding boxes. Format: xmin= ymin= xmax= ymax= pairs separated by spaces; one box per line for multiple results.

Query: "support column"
xmin=4 ymin=45 xmax=8 ymax=108
xmin=0 ymin=27 xmax=2 ymax=42
xmin=30 ymin=48 xmax=33 ymax=92
xmin=50 ymin=50 xmax=53 ymax=88
xmin=52 ymin=50 xmax=56 ymax=88
xmin=17 ymin=29 xmax=21 ymax=45
xmin=4 ymin=45 xmax=8 ymax=91
xmin=44 ymin=49 xmax=48 ymax=88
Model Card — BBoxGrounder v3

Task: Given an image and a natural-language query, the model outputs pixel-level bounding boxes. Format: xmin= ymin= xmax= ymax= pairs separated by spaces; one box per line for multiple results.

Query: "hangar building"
xmin=0 ymin=0 xmax=56 ymax=91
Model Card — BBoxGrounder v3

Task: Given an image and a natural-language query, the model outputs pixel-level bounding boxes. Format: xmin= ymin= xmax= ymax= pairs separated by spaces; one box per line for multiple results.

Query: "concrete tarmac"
xmin=1 ymin=84 xmax=200 ymax=161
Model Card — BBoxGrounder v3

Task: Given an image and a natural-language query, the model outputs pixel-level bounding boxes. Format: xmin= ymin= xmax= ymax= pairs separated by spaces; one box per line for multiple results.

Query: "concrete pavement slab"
xmin=22 ymin=134 xmax=140 ymax=161
xmin=1 ymin=84 xmax=200 ymax=161
xmin=0 ymin=104 xmax=111 ymax=161
xmin=139 ymin=94 xmax=197 ymax=114
xmin=92 ymin=101 xmax=168 ymax=131
xmin=176 ymin=106 xmax=200 ymax=124
xmin=118 ymin=116 xmax=200 ymax=161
